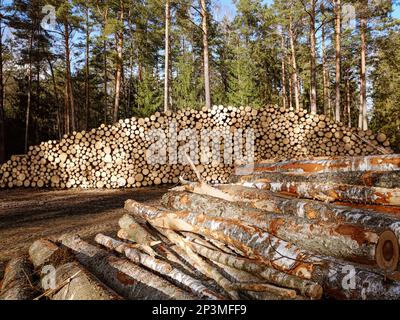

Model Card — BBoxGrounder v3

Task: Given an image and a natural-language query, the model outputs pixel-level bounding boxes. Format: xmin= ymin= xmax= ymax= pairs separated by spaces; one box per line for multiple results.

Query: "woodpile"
xmin=2 ymin=154 xmax=400 ymax=300
xmin=0 ymin=105 xmax=393 ymax=189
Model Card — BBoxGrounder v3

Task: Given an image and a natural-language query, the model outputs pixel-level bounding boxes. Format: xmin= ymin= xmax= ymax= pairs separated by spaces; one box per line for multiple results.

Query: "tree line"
xmin=0 ymin=0 xmax=399 ymax=162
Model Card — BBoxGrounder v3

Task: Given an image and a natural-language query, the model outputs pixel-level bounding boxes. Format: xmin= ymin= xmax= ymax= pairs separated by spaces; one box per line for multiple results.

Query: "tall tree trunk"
xmin=280 ymin=30 xmax=287 ymax=109
xmin=64 ymin=21 xmax=75 ymax=133
xmin=103 ymin=9 xmax=109 ymax=124
xmin=309 ymin=0 xmax=317 ymax=113
xmin=359 ymin=14 xmax=368 ymax=130
xmin=289 ymin=14 xmax=300 ymax=111
xmin=164 ymin=0 xmax=170 ymax=112
xmin=47 ymin=57 xmax=62 ymax=139
xmin=0 ymin=1 xmax=5 ymax=163
xmin=200 ymin=0 xmax=211 ymax=110
xmin=25 ymin=33 xmax=33 ymax=153
xmin=334 ymin=0 xmax=342 ymax=122
xmin=288 ymin=54 xmax=293 ymax=109
xmin=345 ymin=70 xmax=351 ymax=127
xmin=113 ymin=2 xmax=124 ymax=123
xmin=321 ymin=3 xmax=331 ymax=118
xmin=85 ymin=6 xmax=90 ymax=130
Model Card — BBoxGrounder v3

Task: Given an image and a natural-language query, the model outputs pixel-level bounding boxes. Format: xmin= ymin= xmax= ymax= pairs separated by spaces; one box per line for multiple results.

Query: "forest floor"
xmin=0 ymin=186 xmax=170 ymax=278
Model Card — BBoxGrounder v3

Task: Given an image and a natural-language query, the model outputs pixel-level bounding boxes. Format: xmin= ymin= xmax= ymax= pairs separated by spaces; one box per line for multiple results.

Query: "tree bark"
xmin=280 ymin=30 xmax=287 ymax=109
xmin=289 ymin=13 xmax=300 ymax=111
xmin=231 ymin=169 xmax=400 ymax=189
xmin=164 ymin=0 xmax=170 ymax=113
xmin=335 ymin=0 xmax=342 ymax=122
xmin=29 ymin=239 xmax=121 ymax=300
xmin=25 ymin=32 xmax=33 ymax=153
xmin=64 ymin=21 xmax=75 ymax=133
xmin=345 ymin=70 xmax=352 ymax=127
xmin=59 ymin=234 xmax=195 ymax=300
xmin=0 ymin=3 xmax=5 ymax=163
xmin=95 ymin=233 xmax=224 ymax=300
xmin=200 ymin=0 xmax=211 ymax=110
xmin=113 ymin=2 xmax=124 ymax=123
xmin=85 ymin=6 xmax=90 ymax=130
xmin=309 ymin=0 xmax=317 ymax=113
xmin=162 ymin=191 xmax=384 ymax=267
xmin=235 ymin=154 xmax=400 ymax=175
xmin=0 ymin=256 xmax=36 ymax=300
xmin=321 ymin=3 xmax=331 ymax=118
xmin=358 ymin=14 xmax=368 ymax=130
xmin=125 ymin=199 xmax=400 ymax=300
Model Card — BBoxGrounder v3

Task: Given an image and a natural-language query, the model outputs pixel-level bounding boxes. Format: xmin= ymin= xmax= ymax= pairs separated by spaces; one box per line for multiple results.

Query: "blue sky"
xmin=218 ymin=0 xmax=400 ymax=19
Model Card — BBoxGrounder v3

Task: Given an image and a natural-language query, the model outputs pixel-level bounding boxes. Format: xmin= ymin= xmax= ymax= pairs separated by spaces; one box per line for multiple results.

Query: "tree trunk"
xmin=162 ymin=191 xmax=383 ymax=267
xmin=29 ymin=239 xmax=121 ymax=300
xmin=289 ymin=14 xmax=300 ymax=111
xmin=64 ymin=21 xmax=75 ymax=133
xmin=359 ymin=15 xmax=368 ymax=130
xmin=59 ymin=234 xmax=195 ymax=300
xmin=85 ymin=6 xmax=90 ymax=130
xmin=125 ymin=199 xmax=400 ymax=300
xmin=0 ymin=256 xmax=36 ymax=300
xmin=231 ymin=169 xmax=400 ymax=189
xmin=164 ymin=0 xmax=170 ymax=113
xmin=103 ymin=9 xmax=109 ymax=124
xmin=345 ymin=70 xmax=352 ymax=127
xmin=0 ymin=4 xmax=5 ymax=163
xmin=200 ymin=0 xmax=211 ymax=110
xmin=309 ymin=0 xmax=317 ymax=113
xmin=335 ymin=0 xmax=342 ymax=122
xmin=113 ymin=2 xmax=124 ymax=123
xmin=321 ymin=3 xmax=331 ymax=118
xmin=25 ymin=32 xmax=33 ymax=153
xmin=47 ymin=57 xmax=62 ymax=139
xmin=280 ymin=30 xmax=287 ymax=109
xmin=95 ymin=233 xmax=224 ymax=300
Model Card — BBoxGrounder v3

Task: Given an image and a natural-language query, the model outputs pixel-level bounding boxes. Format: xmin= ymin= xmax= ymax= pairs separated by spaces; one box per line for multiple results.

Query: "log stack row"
xmin=2 ymin=154 xmax=400 ymax=300
xmin=0 ymin=105 xmax=393 ymax=189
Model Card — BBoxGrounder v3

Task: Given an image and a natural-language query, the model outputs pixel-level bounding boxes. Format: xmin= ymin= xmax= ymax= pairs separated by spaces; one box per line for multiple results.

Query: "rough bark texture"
xmin=162 ymin=191 xmax=382 ymax=267
xmin=95 ymin=233 xmax=224 ymax=300
xmin=334 ymin=0 xmax=342 ymax=122
xmin=241 ymin=180 xmax=400 ymax=206
xmin=29 ymin=238 xmax=121 ymax=300
xmin=200 ymin=0 xmax=211 ymax=109
xmin=0 ymin=256 xmax=36 ymax=300
xmin=59 ymin=234 xmax=194 ymax=300
xmin=230 ymin=170 xmax=400 ymax=189
xmin=124 ymin=199 xmax=400 ymax=300
xmin=235 ymin=154 xmax=400 ymax=175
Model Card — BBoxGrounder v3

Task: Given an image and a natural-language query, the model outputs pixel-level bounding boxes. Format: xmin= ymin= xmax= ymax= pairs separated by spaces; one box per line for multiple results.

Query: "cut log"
xmin=154 ymin=227 xmax=239 ymax=299
xmin=235 ymin=154 xmax=400 ymax=175
xmin=215 ymin=184 xmax=400 ymax=258
xmin=230 ymin=170 xmax=400 ymax=189
xmin=125 ymin=199 xmax=400 ymax=300
xmin=186 ymin=241 xmax=322 ymax=299
xmin=59 ymin=234 xmax=195 ymax=300
xmin=162 ymin=191 xmax=385 ymax=268
xmin=0 ymin=256 xmax=36 ymax=300
xmin=243 ymin=181 xmax=400 ymax=206
xmin=29 ymin=238 xmax=121 ymax=300
xmin=94 ymin=233 xmax=224 ymax=300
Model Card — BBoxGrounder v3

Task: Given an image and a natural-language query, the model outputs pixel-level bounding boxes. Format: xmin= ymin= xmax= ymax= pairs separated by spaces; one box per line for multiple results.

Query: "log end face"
xmin=376 ymin=230 xmax=399 ymax=272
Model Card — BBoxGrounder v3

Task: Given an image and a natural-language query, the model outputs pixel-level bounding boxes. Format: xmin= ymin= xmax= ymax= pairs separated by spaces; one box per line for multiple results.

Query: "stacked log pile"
xmin=2 ymin=154 xmax=400 ymax=300
xmin=0 ymin=105 xmax=393 ymax=189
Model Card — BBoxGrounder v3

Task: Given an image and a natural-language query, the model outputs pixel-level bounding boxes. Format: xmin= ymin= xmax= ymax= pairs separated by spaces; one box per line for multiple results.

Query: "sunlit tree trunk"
xmin=200 ymin=0 xmax=211 ymax=109
xmin=358 ymin=15 xmax=368 ymax=130
xmin=113 ymin=1 xmax=124 ymax=123
xmin=164 ymin=0 xmax=170 ymax=112
xmin=289 ymin=14 xmax=300 ymax=110
xmin=334 ymin=0 xmax=342 ymax=122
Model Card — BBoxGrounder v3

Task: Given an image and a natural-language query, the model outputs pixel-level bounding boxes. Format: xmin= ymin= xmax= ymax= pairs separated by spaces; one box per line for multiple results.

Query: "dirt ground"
xmin=0 ymin=186 xmax=169 ymax=278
